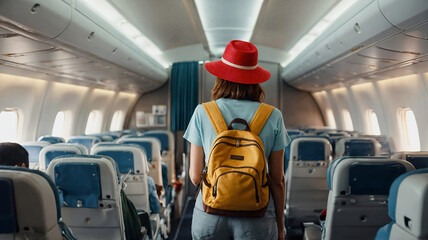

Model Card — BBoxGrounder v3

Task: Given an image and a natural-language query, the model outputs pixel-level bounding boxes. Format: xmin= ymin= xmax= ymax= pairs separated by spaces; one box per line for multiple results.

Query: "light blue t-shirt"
xmin=183 ymin=98 xmax=290 ymax=164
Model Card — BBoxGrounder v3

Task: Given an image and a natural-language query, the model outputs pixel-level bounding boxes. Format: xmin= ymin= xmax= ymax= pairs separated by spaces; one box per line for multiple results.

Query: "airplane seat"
xmin=38 ymin=135 xmax=65 ymax=144
xmin=91 ymin=143 xmax=151 ymax=213
xmin=285 ymin=136 xmax=332 ymax=232
xmin=142 ymin=130 xmax=176 ymax=185
xmin=324 ymin=157 xmax=415 ymax=240
xmin=0 ymin=166 xmax=75 ymax=240
xmin=116 ymin=137 xmax=163 ymax=188
xmin=21 ymin=141 xmax=50 ymax=170
xmin=39 ymin=143 xmax=86 ymax=170
xmin=287 ymin=129 xmax=305 ymax=138
xmin=375 ymin=168 xmax=428 ymax=240
xmin=392 ymin=151 xmax=428 ymax=169
xmin=67 ymin=136 xmax=102 ymax=151
xmin=46 ymin=155 xmax=126 ymax=240
xmin=334 ymin=137 xmax=381 ymax=158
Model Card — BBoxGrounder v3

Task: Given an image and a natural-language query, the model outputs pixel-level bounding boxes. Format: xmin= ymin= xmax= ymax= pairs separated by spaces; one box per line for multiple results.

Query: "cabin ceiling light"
xmin=195 ymin=0 xmax=264 ymax=56
xmin=79 ymin=0 xmax=168 ymax=68
xmin=281 ymin=0 xmax=358 ymax=67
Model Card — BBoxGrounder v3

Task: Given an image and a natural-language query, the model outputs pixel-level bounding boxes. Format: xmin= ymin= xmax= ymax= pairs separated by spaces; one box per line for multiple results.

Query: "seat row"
xmin=5 ymin=129 xmax=177 ymax=239
xmin=283 ymin=134 xmax=428 ymax=240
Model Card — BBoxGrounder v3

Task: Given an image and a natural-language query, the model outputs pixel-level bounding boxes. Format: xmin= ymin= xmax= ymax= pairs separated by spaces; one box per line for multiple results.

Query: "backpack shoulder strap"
xmin=202 ymin=101 xmax=228 ymax=135
xmin=249 ymin=103 xmax=275 ymax=135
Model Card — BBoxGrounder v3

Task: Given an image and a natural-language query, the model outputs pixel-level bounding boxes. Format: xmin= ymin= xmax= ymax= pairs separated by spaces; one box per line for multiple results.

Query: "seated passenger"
xmin=148 ymin=176 xmax=161 ymax=213
xmin=0 ymin=142 xmax=29 ymax=168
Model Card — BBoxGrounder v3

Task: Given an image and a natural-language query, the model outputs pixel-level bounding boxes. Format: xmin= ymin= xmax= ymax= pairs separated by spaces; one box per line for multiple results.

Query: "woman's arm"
xmin=268 ymin=149 xmax=286 ymax=240
xmin=189 ymin=143 xmax=205 ymax=186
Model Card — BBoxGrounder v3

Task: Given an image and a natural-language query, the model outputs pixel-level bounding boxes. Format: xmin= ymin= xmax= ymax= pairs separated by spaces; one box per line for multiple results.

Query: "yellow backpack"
xmin=201 ymin=100 xmax=275 ymax=217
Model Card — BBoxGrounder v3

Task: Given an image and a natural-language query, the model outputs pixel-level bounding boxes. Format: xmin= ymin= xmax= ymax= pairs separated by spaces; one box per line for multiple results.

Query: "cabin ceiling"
xmin=0 ymin=0 xmax=426 ymax=93
xmin=110 ymin=0 xmax=338 ymax=56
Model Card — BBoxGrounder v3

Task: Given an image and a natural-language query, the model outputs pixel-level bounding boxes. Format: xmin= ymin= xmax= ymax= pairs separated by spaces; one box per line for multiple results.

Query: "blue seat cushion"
xmin=298 ymin=141 xmax=325 ymax=161
xmin=345 ymin=139 xmax=375 ymax=156
xmin=46 ymin=151 xmax=77 ymax=167
xmin=0 ymin=178 xmax=17 ymax=233
xmin=97 ymin=150 xmax=134 ymax=174
xmin=348 ymin=162 xmax=407 ymax=195
xmin=54 ymin=162 xmax=101 ymax=208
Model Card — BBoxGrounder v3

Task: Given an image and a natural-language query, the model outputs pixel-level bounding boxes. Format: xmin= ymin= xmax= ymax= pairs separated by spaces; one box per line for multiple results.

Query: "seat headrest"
xmin=0 ymin=166 xmax=61 ymax=224
xmin=289 ymin=137 xmax=331 ymax=162
xmin=67 ymin=136 xmax=102 ymax=150
xmin=92 ymin=144 xmax=148 ymax=174
xmin=335 ymin=137 xmax=380 ymax=157
xmin=22 ymin=143 xmax=48 ymax=163
xmin=39 ymin=144 xmax=83 ymax=170
xmin=117 ymin=137 xmax=162 ymax=162
xmin=142 ymin=132 xmax=169 ymax=152
xmin=388 ymin=169 xmax=428 ymax=238
xmin=393 ymin=152 xmax=428 ymax=169
xmin=54 ymin=162 xmax=102 ymax=208
xmin=0 ymin=177 xmax=17 ymax=233
xmin=37 ymin=136 xmax=65 ymax=144
xmin=327 ymin=157 xmax=414 ymax=195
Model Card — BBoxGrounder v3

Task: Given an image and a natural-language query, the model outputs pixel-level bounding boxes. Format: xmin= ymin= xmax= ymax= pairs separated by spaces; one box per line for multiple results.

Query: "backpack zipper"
xmin=212 ymin=171 xmax=259 ymax=203
xmin=214 ymin=165 xmax=260 ymax=179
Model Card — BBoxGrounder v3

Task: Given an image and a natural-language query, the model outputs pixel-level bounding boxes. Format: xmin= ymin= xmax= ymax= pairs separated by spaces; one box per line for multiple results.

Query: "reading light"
xmin=195 ymin=0 xmax=264 ymax=56
xmin=79 ymin=0 xmax=168 ymax=68
xmin=281 ymin=0 xmax=358 ymax=67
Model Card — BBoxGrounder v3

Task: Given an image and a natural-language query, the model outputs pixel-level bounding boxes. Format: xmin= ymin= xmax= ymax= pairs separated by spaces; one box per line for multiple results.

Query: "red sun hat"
xmin=205 ymin=40 xmax=271 ymax=84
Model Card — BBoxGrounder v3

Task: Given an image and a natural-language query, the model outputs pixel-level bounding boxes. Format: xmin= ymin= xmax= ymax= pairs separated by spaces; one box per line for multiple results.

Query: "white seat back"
xmin=91 ymin=143 xmax=150 ymax=212
xmin=116 ymin=137 xmax=163 ymax=187
xmin=21 ymin=141 xmax=50 ymax=170
xmin=285 ymin=136 xmax=332 ymax=228
xmin=335 ymin=137 xmax=381 ymax=158
xmin=325 ymin=157 xmax=414 ymax=240
xmin=142 ymin=130 xmax=175 ymax=185
xmin=47 ymin=155 xmax=125 ymax=240
xmin=39 ymin=143 xmax=86 ymax=170
xmin=375 ymin=169 xmax=428 ymax=240
xmin=0 ymin=166 xmax=62 ymax=240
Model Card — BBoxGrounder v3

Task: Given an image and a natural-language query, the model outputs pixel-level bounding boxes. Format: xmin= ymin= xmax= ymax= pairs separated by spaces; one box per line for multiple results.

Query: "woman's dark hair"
xmin=211 ymin=77 xmax=265 ymax=102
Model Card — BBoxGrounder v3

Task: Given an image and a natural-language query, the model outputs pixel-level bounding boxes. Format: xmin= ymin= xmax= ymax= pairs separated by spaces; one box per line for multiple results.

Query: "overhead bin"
xmin=0 ymin=0 xmax=72 ymax=38
xmin=281 ymin=0 xmax=428 ymax=90
xmin=55 ymin=2 xmax=167 ymax=83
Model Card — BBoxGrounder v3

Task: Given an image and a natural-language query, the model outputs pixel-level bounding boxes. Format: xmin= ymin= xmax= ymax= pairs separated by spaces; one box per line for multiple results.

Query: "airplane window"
xmin=342 ymin=109 xmax=354 ymax=131
xmin=401 ymin=108 xmax=420 ymax=151
xmin=326 ymin=109 xmax=337 ymax=129
xmin=0 ymin=109 xmax=19 ymax=142
xmin=85 ymin=110 xmax=103 ymax=135
xmin=52 ymin=111 xmax=67 ymax=137
xmin=368 ymin=110 xmax=381 ymax=135
xmin=110 ymin=110 xmax=124 ymax=131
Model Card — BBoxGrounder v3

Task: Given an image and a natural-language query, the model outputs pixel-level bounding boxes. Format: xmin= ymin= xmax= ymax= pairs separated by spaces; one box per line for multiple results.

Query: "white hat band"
xmin=221 ymin=57 xmax=258 ymax=70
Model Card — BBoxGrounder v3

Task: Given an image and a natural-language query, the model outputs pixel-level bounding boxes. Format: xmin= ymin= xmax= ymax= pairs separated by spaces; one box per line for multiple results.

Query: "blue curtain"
xmin=171 ymin=61 xmax=199 ymax=131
